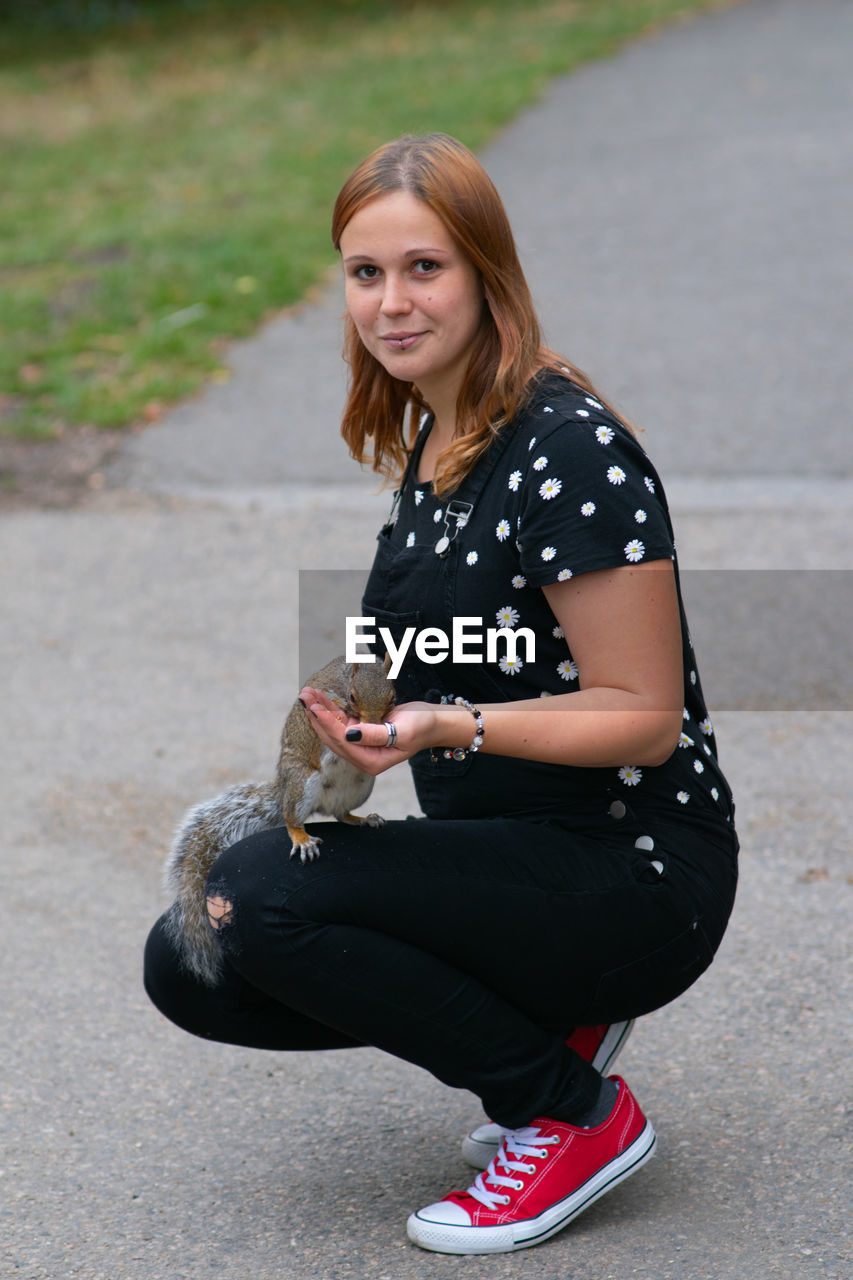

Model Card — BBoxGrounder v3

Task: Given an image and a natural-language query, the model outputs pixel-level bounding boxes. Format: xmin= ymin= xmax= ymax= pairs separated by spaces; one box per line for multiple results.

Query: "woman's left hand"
xmin=299 ymin=686 xmax=437 ymax=776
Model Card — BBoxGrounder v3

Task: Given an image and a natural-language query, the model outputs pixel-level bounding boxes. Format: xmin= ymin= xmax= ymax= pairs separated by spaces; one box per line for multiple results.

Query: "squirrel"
xmin=162 ymin=655 xmax=395 ymax=986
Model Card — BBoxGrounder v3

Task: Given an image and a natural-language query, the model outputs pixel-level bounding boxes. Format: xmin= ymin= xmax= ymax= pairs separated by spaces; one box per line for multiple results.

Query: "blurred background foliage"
xmin=1 ymin=0 xmax=733 ymax=437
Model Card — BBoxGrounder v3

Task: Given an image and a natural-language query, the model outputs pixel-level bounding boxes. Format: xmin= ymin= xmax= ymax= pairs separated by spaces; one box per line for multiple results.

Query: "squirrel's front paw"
xmin=339 ymin=811 xmax=386 ymax=829
xmin=286 ymin=825 xmax=322 ymax=863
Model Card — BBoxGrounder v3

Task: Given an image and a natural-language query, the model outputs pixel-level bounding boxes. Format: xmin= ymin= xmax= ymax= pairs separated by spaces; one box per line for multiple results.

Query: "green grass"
xmin=1 ymin=0 xmax=736 ymax=437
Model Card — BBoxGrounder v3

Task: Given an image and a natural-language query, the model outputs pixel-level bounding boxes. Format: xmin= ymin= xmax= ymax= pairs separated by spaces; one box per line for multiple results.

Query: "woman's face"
xmin=339 ymin=190 xmax=484 ymax=411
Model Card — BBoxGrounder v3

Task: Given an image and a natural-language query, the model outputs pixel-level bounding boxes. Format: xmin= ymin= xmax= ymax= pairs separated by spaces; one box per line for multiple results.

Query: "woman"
xmin=144 ymin=134 xmax=738 ymax=1256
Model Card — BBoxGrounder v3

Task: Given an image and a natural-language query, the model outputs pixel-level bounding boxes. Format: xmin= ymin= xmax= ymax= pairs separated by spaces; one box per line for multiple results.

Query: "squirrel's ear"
xmin=382 ymin=651 xmax=393 ymax=676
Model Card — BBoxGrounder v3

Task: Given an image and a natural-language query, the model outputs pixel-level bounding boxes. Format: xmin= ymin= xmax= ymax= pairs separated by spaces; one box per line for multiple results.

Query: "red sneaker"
xmin=461 ymin=1019 xmax=635 ymax=1168
xmin=408 ymin=1077 xmax=655 ymax=1255
xmin=565 ymin=1019 xmax=635 ymax=1073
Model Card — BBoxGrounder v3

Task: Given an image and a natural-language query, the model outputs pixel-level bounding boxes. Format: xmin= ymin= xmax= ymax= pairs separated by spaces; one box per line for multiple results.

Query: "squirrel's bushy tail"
xmin=162 ymin=780 xmax=282 ymax=986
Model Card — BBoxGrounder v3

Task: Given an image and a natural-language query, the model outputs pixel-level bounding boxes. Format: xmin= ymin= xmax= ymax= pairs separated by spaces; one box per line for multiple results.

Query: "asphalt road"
xmin=2 ymin=1 xmax=850 ymax=1277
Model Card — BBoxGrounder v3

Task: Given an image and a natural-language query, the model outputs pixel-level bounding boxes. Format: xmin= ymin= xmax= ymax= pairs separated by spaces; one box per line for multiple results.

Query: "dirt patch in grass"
xmin=0 ymin=424 xmax=125 ymax=510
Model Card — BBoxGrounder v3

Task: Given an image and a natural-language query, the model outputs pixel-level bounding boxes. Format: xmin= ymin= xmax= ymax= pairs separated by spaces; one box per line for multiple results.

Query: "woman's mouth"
xmin=380 ymin=332 xmax=425 ymax=351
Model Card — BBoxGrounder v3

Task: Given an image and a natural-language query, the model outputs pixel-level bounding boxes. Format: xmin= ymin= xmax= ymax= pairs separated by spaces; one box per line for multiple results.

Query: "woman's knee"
xmin=203 ymin=825 xmax=335 ymax=944
xmin=205 ymin=826 xmax=296 ymax=907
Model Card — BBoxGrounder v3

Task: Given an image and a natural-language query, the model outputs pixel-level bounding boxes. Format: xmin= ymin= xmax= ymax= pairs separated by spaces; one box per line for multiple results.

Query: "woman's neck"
xmin=416 ymin=412 xmax=455 ymax=484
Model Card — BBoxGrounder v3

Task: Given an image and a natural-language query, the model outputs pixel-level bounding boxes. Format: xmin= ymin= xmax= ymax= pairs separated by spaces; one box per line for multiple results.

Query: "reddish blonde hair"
xmin=332 ymin=134 xmax=618 ymax=495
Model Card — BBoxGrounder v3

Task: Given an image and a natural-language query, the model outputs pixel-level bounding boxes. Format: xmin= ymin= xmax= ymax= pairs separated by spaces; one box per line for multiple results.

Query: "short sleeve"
xmin=515 ymin=410 xmax=674 ymax=586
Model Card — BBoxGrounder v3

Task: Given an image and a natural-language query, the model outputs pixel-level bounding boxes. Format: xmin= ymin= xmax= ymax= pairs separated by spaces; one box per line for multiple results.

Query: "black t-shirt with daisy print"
xmin=370 ymin=370 xmax=734 ymax=834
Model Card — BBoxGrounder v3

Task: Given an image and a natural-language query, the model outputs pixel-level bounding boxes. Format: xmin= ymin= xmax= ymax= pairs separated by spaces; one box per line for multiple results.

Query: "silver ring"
xmin=384 ymin=721 xmax=397 ymax=748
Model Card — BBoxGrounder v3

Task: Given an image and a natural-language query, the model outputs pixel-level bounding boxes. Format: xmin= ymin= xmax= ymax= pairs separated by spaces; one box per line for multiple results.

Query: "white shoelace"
xmin=466 ymin=1125 xmax=560 ymax=1211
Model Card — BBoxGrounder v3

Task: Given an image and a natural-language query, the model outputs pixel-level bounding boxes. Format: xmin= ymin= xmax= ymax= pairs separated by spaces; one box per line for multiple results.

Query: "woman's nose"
xmin=380 ymin=273 xmax=413 ymax=317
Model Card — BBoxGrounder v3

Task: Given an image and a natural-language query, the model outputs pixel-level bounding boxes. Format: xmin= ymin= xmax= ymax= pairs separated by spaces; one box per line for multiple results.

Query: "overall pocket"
xmin=359 ymin=601 xmax=424 ymax=705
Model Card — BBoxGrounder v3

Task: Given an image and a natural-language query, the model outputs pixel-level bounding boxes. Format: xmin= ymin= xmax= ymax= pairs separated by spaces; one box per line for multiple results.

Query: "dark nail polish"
xmin=345 ymin=728 xmax=362 ymax=742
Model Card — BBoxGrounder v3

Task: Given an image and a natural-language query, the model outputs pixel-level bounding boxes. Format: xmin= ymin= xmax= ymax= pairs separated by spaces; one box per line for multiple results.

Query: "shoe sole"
xmin=409 ymin=1118 xmax=656 ymax=1255
xmin=460 ymin=1019 xmax=636 ymax=1169
xmin=590 ymin=1018 xmax=635 ymax=1076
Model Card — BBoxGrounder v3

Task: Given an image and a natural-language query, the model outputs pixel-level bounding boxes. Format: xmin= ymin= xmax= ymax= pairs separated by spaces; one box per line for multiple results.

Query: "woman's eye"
xmin=354 ymin=264 xmax=379 ymax=281
xmin=414 ymin=259 xmax=439 ymax=275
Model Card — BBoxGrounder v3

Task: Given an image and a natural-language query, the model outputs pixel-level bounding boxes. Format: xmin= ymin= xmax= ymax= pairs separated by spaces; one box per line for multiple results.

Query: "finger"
xmin=300 ymin=685 xmax=338 ymax=712
xmin=346 ymin=721 xmax=399 ymax=749
xmin=300 ymin=687 xmax=350 ymax=728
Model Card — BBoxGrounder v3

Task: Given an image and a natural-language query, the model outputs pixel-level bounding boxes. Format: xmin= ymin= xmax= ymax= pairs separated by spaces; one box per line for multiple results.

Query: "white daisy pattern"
xmin=693 ymin=759 xmax=705 ymax=773
xmin=595 ymin=426 xmax=615 ymax=445
xmin=508 ymin=470 xmax=523 ymax=491
xmin=586 ymin=397 xmax=604 ymax=410
xmin=499 ymin=654 xmax=523 ymax=676
xmin=496 ymin=518 xmax=511 ymax=541
xmin=541 ymin=546 xmax=556 ymax=561
xmin=581 ymin=501 xmax=596 ymax=517
xmin=634 ymin=509 xmax=647 ymax=523
xmin=644 ymin=476 xmax=656 ymax=493
xmin=539 ymin=477 xmax=562 ymax=500
xmin=406 ymin=531 xmax=415 ymax=547
xmin=625 ymin=539 xmax=645 ymax=562
xmin=466 ymin=551 xmax=478 ymax=566
xmin=496 ymin=605 xmax=520 ymax=628
xmin=433 ymin=508 xmax=443 ymax=523
xmin=533 ymin=456 xmax=548 ymax=471
xmin=576 ymin=409 xmax=590 ymax=418
xmin=700 ymin=718 xmax=714 ymax=736
xmin=414 ymin=489 xmax=424 ymax=506
xmin=528 ymin=436 xmax=537 ymax=451
xmin=677 ymin=791 xmax=690 ymax=805
xmin=557 ymin=659 xmax=579 ymax=681
xmin=557 ymin=568 xmax=573 ymax=581
xmin=607 ymin=465 xmax=627 ymax=485
xmin=618 ymin=766 xmax=643 ymax=787
xmin=552 ymin=624 xmax=565 ymax=639
xmin=511 ymin=574 xmax=527 ymax=589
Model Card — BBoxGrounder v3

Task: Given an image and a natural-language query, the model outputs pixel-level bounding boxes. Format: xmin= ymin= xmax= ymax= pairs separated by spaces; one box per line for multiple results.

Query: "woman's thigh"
xmin=207 ymin=812 xmax=731 ymax=1029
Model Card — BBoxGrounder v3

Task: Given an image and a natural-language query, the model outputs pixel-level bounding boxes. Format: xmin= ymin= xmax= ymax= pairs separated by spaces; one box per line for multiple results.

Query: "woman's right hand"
xmin=299 ymin=688 xmax=454 ymax=776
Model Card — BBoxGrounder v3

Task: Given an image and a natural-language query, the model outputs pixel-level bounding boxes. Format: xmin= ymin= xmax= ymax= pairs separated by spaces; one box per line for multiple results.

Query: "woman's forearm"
xmin=431 ymin=689 xmax=683 ymax=769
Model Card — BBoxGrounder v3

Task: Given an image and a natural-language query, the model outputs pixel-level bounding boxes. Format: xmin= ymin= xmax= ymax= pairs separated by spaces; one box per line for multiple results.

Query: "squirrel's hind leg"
xmin=286 ymin=824 xmax=322 ymax=863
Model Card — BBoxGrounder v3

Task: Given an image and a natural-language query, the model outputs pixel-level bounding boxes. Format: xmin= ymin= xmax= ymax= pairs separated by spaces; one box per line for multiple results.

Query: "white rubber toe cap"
xmin=413 ymin=1199 xmax=473 ymax=1226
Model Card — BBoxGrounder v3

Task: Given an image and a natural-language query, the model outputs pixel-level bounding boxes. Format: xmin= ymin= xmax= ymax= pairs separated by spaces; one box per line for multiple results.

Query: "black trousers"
xmin=144 ymin=810 xmax=737 ymax=1128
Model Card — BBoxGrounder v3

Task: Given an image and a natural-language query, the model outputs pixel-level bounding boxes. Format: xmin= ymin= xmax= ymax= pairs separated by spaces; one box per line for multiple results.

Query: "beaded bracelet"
xmin=430 ymin=695 xmax=485 ymax=762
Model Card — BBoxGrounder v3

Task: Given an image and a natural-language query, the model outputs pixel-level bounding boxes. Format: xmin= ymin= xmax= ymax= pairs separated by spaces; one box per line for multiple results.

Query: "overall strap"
xmin=430 ymin=424 xmax=516 ymax=558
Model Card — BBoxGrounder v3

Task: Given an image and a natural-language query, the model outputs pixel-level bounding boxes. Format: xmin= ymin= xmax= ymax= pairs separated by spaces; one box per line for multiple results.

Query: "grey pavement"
xmin=2 ymin=0 xmax=851 ymax=1277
